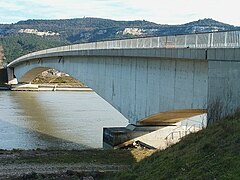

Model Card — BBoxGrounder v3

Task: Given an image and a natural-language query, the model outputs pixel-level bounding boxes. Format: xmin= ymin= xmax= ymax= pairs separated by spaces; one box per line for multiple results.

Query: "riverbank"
xmin=0 ymin=148 xmax=155 ymax=179
xmin=11 ymin=84 xmax=92 ymax=91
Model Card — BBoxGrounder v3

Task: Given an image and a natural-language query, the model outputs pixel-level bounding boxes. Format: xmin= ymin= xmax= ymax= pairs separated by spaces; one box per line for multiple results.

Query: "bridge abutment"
xmin=0 ymin=68 xmax=8 ymax=84
xmin=207 ymin=48 xmax=240 ymax=123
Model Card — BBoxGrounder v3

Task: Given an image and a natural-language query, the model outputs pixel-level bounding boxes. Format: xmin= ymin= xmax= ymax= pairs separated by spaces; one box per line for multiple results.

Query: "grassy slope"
xmin=117 ymin=112 xmax=240 ymax=180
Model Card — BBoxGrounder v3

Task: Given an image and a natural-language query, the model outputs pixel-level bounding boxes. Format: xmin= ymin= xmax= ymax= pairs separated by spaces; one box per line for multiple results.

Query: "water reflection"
xmin=11 ymin=92 xmax=57 ymax=134
xmin=0 ymin=119 xmax=89 ymax=150
xmin=0 ymin=91 xmax=127 ymax=150
xmin=10 ymin=92 xmax=87 ymax=149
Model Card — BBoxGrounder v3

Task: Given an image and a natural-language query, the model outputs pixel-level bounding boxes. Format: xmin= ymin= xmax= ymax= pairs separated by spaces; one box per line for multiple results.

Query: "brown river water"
xmin=0 ymin=91 xmax=128 ymax=150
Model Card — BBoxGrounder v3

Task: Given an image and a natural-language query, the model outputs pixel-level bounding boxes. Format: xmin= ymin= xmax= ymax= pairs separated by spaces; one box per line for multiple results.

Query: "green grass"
xmin=116 ymin=112 xmax=240 ymax=180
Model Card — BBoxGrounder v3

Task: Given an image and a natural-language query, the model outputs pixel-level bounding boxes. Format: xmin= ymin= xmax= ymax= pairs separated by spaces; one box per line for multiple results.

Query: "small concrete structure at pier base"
xmin=0 ymin=68 xmax=8 ymax=84
xmin=103 ymin=112 xmax=207 ymax=149
xmin=103 ymin=125 xmax=163 ymax=149
xmin=0 ymin=68 xmax=11 ymax=90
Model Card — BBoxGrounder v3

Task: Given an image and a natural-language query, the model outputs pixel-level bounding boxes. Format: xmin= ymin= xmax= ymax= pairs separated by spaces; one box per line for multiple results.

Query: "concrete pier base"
xmin=103 ymin=114 xmax=207 ymax=149
xmin=0 ymin=84 xmax=10 ymax=90
xmin=103 ymin=125 xmax=163 ymax=149
xmin=0 ymin=68 xmax=8 ymax=84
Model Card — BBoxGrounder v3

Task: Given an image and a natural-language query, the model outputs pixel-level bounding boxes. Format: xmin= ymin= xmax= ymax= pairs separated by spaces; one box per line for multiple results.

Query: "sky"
xmin=0 ymin=0 xmax=239 ymax=26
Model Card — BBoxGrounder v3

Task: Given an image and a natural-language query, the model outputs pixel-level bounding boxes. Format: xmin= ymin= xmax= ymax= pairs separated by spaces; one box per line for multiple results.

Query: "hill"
xmin=116 ymin=111 xmax=240 ymax=179
xmin=0 ymin=34 xmax=68 ymax=63
xmin=0 ymin=18 xmax=239 ymax=63
xmin=1 ymin=18 xmax=238 ymax=43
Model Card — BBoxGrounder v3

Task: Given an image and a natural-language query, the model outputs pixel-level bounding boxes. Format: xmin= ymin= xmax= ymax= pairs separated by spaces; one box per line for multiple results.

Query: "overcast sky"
xmin=0 ymin=0 xmax=239 ymax=26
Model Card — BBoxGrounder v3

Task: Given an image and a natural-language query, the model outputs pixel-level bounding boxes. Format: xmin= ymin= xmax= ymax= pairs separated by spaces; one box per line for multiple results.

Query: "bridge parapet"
xmin=8 ymin=30 xmax=240 ymax=67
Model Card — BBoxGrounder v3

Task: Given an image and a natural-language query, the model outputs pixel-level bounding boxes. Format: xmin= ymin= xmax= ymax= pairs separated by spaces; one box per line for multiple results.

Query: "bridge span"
xmin=7 ymin=31 xmax=240 ymax=126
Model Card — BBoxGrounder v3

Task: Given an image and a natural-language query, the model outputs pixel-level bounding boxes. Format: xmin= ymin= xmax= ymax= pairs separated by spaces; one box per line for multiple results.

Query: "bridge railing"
xmin=11 ymin=30 xmax=240 ymax=64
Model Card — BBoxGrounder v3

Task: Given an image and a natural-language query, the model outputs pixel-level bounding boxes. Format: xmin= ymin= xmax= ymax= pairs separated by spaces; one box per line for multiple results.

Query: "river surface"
xmin=0 ymin=91 xmax=128 ymax=150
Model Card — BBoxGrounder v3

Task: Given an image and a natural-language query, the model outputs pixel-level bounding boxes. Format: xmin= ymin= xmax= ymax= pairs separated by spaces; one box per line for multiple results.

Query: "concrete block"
xmin=99 ymin=49 xmax=106 ymax=56
xmin=183 ymin=49 xmax=191 ymax=59
xmin=109 ymin=49 xmax=119 ymax=56
xmin=190 ymin=49 xmax=197 ymax=59
xmin=171 ymin=49 xmax=178 ymax=59
xmin=177 ymin=49 xmax=184 ymax=58
xmin=127 ymin=49 xmax=136 ymax=57
xmin=193 ymin=49 xmax=206 ymax=60
xmin=133 ymin=49 xmax=144 ymax=57
xmin=121 ymin=49 xmax=131 ymax=57
xmin=140 ymin=49 xmax=150 ymax=57
xmin=118 ymin=49 xmax=125 ymax=57
xmin=207 ymin=49 xmax=216 ymax=60
xmin=215 ymin=48 xmax=225 ymax=60
xmin=165 ymin=49 xmax=172 ymax=58
xmin=85 ymin=50 xmax=92 ymax=56
xmin=144 ymin=48 xmax=155 ymax=57
xmin=147 ymin=49 xmax=157 ymax=57
xmin=159 ymin=48 xmax=166 ymax=57
xmin=127 ymin=49 xmax=134 ymax=56
xmin=121 ymin=49 xmax=128 ymax=57
xmin=224 ymin=49 xmax=235 ymax=60
xmin=155 ymin=49 xmax=161 ymax=57
xmin=234 ymin=49 xmax=240 ymax=61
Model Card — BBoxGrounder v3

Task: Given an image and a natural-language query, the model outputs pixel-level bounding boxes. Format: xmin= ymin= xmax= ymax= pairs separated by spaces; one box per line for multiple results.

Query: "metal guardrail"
xmin=165 ymin=113 xmax=207 ymax=142
xmin=9 ymin=30 xmax=240 ymax=66
xmin=165 ymin=123 xmax=203 ymax=142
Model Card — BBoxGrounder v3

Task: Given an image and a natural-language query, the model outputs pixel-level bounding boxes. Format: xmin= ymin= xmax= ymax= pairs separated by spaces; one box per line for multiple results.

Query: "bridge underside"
xmin=19 ymin=67 xmax=50 ymax=83
xmin=11 ymin=53 xmax=208 ymax=125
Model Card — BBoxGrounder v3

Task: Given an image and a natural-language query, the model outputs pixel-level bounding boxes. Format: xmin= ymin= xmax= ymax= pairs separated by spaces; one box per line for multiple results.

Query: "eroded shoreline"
xmin=11 ymin=84 xmax=92 ymax=92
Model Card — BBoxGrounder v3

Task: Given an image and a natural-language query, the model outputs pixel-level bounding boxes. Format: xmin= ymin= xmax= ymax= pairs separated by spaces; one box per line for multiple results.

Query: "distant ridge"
xmin=1 ymin=17 xmax=239 ymax=42
xmin=183 ymin=18 xmax=234 ymax=27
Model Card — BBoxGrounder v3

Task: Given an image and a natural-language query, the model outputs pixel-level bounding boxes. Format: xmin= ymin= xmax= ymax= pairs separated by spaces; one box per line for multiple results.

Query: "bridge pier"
xmin=207 ymin=49 xmax=240 ymax=123
xmin=0 ymin=68 xmax=8 ymax=84
xmin=0 ymin=68 xmax=11 ymax=90
xmin=103 ymin=109 xmax=207 ymax=149
xmin=6 ymin=67 xmax=18 ymax=85
xmin=103 ymin=112 xmax=207 ymax=149
xmin=103 ymin=125 xmax=162 ymax=149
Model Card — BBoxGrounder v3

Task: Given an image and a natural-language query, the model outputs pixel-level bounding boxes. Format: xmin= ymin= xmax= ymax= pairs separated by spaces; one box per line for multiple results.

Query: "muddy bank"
xmin=0 ymin=148 xmax=155 ymax=179
xmin=11 ymin=84 xmax=92 ymax=91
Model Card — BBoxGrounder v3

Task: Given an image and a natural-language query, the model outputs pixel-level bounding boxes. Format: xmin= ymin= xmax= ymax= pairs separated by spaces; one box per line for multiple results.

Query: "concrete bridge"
xmin=7 ymin=31 xmax=240 ymax=125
